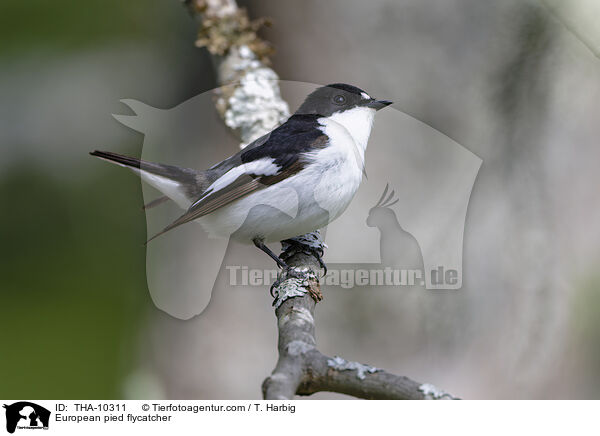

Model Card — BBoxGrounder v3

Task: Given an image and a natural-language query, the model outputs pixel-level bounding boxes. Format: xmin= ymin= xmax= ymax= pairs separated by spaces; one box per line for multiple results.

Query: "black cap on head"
xmin=326 ymin=83 xmax=368 ymax=96
xmin=295 ymin=83 xmax=392 ymax=117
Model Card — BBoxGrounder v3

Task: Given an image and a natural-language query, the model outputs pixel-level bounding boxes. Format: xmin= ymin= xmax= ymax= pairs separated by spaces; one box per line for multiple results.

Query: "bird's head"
xmin=296 ymin=83 xmax=392 ymax=118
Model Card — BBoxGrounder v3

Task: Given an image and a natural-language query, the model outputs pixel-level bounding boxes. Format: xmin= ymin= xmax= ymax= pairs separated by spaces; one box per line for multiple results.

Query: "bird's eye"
xmin=332 ymin=94 xmax=346 ymax=105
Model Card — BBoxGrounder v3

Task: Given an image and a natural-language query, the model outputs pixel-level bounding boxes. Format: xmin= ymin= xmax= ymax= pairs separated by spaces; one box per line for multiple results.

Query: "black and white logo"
xmin=3 ymin=402 xmax=50 ymax=434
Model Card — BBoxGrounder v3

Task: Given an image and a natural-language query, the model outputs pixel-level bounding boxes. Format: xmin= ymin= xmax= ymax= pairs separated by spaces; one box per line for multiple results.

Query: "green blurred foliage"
xmin=0 ymin=0 xmax=182 ymax=56
xmin=0 ymin=163 xmax=151 ymax=398
xmin=0 ymin=0 xmax=193 ymax=399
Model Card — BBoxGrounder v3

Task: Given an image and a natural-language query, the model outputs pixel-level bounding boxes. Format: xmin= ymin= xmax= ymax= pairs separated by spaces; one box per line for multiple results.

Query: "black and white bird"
xmin=91 ymin=83 xmax=391 ymax=269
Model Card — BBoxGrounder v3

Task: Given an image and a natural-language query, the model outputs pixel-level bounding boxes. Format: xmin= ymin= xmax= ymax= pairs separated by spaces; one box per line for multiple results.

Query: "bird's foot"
xmin=280 ymin=233 xmax=328 ymax=276
xmin=314 ymin=252 xmax=328 ymax=277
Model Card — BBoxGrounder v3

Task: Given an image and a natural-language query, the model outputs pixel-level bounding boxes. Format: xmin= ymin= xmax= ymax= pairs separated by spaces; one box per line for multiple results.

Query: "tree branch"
xmin=184 ymin=0 xmax=459 ymax=401
xmin=262 ymin=241 xmax=458 ymax=400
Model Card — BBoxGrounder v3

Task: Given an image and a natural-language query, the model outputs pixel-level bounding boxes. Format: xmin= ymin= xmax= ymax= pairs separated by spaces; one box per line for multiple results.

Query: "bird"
xmin=91 ymin=83 xmax=392 ymax=271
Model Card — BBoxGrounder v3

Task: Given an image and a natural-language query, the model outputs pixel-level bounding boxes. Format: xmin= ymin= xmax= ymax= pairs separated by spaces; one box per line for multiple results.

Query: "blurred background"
xmin=1 ymin=0 xmax=599 ymax=399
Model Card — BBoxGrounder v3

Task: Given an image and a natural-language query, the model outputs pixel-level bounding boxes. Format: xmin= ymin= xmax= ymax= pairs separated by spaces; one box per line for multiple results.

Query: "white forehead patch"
xmin=361 ymin=92 xmax=371 ymax=100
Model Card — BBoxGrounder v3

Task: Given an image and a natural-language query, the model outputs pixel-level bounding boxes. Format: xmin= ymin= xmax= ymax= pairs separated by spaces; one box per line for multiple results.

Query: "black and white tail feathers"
xmin=89 ymin=150 xmax=206 ymax=210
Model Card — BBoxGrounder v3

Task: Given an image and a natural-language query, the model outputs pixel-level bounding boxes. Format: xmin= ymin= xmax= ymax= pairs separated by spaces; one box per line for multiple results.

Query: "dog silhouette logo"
xmin=3 ymin=402 xmax=50 ymax=434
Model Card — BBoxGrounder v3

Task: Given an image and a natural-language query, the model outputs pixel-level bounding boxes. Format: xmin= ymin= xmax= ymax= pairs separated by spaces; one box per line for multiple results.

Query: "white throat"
xmin=327 ymin=106 xmax=376 ymax=152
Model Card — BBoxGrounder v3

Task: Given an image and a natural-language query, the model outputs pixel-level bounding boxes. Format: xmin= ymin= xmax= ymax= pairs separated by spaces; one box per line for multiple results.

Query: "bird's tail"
xmin=90 ymin=150 xmax=206 ymax=210
xmin=90 ymin=150 xmax=147 ymax=170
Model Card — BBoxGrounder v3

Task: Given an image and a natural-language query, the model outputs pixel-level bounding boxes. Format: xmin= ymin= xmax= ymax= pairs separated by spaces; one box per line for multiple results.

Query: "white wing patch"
xmin=244 ymin=157 xmax=281 ymax=176
xmin=194 ymin=157 xmax=280 ymax=205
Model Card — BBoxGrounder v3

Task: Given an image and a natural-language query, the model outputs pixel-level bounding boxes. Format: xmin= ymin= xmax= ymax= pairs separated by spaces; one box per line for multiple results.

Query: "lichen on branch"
xmin=188 ymin=0 xmax=274 ymax=62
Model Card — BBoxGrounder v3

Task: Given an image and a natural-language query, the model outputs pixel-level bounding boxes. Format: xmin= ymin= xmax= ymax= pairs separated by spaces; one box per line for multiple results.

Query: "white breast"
xmin=306 ymin=107 xmax=376 ymax=222
xmin=326 ymin=106 xmax=376 ymax=153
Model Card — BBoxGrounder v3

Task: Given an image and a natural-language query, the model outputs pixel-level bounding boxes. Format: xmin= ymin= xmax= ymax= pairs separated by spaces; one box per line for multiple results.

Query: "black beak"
xmin=366 ymin=99 xmax=393 ymax=110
